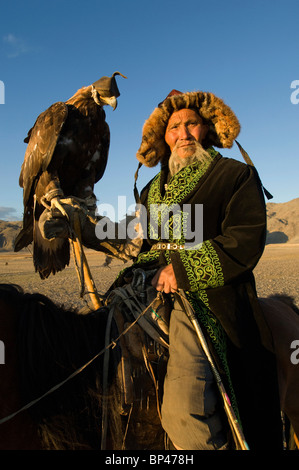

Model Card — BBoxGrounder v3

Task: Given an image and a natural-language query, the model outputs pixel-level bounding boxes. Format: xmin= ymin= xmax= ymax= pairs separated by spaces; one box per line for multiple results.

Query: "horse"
xmin=0 ymin=282 xmax=298 ymax=450
xmin=0 ymin=282 xmax=166 ymax=450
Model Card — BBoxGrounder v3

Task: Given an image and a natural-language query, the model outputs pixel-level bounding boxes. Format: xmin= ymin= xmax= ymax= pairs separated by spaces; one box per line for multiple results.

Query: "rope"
xmin=0 ymin=293 xmax=161 ymax=426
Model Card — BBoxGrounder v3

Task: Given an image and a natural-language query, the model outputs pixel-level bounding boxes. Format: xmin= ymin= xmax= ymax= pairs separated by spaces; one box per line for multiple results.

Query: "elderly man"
xmin=34 ymin=86 xmax=297 ymax=449
xmin=126 ymin=89 xmax=283 ymax=450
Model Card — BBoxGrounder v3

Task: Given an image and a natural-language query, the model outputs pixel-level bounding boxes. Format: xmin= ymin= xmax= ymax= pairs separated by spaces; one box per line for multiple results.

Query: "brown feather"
xmin=14 ymin=75 xmax=120 ymax=278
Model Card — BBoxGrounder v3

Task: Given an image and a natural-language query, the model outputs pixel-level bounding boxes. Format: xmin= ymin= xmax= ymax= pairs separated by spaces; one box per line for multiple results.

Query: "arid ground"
xmin=0 ymin=244 xmax=298 ymax=311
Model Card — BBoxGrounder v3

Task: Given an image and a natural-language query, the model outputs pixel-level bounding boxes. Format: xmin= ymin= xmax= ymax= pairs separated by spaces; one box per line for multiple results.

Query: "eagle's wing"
xmin=94 ymin=119 xmax=110 ymax=183
xmin=20 ymin=102 xmax=68 ymax=207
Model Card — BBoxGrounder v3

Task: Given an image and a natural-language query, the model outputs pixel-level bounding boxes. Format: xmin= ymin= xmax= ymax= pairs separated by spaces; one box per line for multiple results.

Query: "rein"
xmin=0 ymin=293 xmax=161 ymax=426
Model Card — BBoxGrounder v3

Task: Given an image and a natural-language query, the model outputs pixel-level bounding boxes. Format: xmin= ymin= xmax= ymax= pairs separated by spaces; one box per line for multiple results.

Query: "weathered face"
xmin=165 ymin=109 xmax=208 ymax=158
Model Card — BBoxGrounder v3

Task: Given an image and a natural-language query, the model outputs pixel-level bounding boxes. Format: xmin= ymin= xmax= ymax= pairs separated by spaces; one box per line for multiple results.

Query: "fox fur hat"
xmin=136 ymin=89 xmax=241 ymax=168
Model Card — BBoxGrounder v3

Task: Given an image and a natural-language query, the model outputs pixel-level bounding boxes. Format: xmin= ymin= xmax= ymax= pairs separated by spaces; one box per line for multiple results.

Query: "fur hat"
xmin=136 ymin=90 xmax=241 ymax=168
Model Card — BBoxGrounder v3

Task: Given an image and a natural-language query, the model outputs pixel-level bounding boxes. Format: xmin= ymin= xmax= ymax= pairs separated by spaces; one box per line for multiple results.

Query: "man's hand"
xmin=151 ymin=264 xmax=178 ymax=293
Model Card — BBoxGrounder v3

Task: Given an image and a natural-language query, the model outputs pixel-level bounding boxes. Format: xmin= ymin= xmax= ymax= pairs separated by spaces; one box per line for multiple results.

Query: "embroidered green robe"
xmin=135 ymin=150 xmax=269 ymax=344
xmin=130 ymin=150 xmax=283 ymax=449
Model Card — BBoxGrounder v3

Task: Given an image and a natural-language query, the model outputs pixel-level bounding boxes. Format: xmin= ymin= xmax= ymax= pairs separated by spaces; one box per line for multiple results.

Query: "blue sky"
xmin=0 ymin=0 xmax=298 ymax=221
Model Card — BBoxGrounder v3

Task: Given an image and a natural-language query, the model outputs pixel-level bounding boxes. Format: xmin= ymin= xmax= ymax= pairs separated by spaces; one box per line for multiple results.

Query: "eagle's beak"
xmin=101 ymin=95 xmax=118 ymax=110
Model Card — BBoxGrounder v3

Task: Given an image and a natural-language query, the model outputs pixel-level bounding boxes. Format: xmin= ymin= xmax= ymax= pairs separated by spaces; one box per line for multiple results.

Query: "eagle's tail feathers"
xmin=33 ymin=223 xmax=70 ymax=279
xmin=14 ymin=227 xmax=33 ymax=252
xmin=14 ymin=209 xmax=34 ymax=252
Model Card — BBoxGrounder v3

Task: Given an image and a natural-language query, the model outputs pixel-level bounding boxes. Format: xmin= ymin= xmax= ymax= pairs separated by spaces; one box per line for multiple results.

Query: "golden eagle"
xmin=14 ymin=72 xmax=126 ymax=279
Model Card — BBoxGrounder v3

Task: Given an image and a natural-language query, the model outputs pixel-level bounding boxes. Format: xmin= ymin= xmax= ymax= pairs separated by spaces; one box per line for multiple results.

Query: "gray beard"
xmin=168 ymin=142 xmax=213 ymax=177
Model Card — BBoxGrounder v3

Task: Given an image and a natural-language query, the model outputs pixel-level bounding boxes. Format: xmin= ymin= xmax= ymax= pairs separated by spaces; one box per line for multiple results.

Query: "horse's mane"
xmin=0 ymin=283 xmax=123 ymax=450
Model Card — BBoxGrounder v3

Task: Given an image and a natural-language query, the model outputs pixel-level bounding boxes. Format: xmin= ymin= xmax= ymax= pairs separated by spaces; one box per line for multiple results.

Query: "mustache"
xmin=173 ymin=139 xmax=198 ymax=150
xmin=168 ymin=141 xmax=212 ymax=176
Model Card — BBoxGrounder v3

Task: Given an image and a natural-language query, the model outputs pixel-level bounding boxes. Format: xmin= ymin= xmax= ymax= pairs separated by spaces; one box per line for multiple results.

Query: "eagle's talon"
xmin=51 ymin=197 xmax=69 ymax=220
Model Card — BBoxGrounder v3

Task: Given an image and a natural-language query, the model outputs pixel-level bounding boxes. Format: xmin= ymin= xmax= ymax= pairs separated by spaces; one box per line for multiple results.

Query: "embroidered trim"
xmin=147 ymin=159 xmax=211 ymax=212
xmin=147 ymin=159 xmax=212 ymax=243
xmin=135 ymin=249 xmax=160 ymax=265
xmin=179 ymin=240 xmax=225 ymax=290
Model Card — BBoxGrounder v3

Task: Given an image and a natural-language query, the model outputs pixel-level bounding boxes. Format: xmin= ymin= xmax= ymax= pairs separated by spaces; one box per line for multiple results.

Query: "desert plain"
xmin=0 ymin=243 xmax=298 ymax=311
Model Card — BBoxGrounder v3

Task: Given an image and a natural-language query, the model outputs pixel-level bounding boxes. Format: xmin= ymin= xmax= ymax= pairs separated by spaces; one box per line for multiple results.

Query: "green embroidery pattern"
xmin=147 ymin=160 xmax=212 ymax=244
xmin=135 ymin=249 xmax=160 ymax=265
xmin=148 ymin=160 xmax=211 ymax=215
xmin=179 ymin=240 xmax=225 ymax=290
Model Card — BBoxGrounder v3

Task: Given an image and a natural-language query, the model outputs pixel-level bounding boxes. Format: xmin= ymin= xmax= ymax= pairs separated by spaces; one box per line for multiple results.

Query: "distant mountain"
xmin=266 ymin=197 xmax=299 ymax=244
xmin=0 ymin=197 xmax=299 ymax=251
xmin=0 ymin=220 xmax=22 ymax=251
